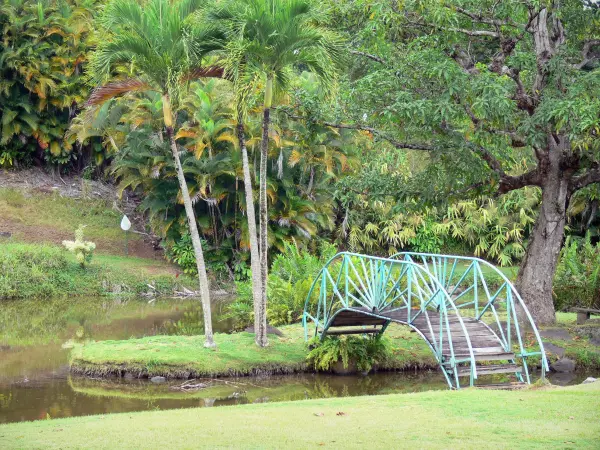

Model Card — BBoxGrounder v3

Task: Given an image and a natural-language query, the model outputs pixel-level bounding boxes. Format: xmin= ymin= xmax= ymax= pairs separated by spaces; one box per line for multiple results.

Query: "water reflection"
xmin=0 ymin=371 xmax=449 ymax=424
xmin=0 ymin=296 xmax=597 ymax=424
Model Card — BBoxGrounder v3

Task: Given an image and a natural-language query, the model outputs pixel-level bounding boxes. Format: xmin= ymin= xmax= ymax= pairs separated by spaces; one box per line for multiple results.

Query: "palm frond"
xmin=87 ymin=78 xmax=154 ymax=106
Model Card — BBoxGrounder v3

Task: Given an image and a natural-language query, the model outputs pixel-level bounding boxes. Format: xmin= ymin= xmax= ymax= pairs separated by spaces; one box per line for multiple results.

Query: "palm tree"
xmin=86 ymin=0 xmax=226 ymax=348
xmin=208 ymin=0 xmax=344 ymax=346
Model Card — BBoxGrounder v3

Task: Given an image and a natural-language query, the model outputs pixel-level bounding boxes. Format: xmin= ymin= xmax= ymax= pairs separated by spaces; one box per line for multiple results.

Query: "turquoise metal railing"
xmin=393 ymin=252 xmax=549 ymax=383
xmin=302 ymin=252 xmax=478 ymax=389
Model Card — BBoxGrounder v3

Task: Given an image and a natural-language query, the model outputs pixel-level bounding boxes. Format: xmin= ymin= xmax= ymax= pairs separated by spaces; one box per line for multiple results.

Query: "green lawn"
xmin=70 ymin=323 xmax=437 ymax=378
xmin=2 ymin=382 xmax=598 ymax=449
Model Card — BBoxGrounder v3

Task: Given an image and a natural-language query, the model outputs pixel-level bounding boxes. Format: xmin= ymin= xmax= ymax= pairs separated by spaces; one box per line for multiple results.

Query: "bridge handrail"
xmin=302 ymin=251 xmax=479 ymax=385
xmin=393 ymin=252 xmax=550 ymax=374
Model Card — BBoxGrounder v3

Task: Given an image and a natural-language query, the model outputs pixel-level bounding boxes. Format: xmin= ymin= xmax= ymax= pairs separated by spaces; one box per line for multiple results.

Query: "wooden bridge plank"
xmin=326 ymin=328 xmax=380 ymax=335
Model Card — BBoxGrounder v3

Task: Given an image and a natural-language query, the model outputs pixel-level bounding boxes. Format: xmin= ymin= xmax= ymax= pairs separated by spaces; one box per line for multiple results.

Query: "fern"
xmin=554 ymin=233 xmax=600 ymax=310
xmin=307 ymin=335 xmax=393 ymax=373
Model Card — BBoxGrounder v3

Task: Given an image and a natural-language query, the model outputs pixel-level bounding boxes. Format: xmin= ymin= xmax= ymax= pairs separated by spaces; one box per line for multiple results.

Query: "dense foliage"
xmin=225 ymin=242 xmax=337 ymax=329
xmin=2 ymin=0 xmax=600 ymax=326
xmin=0 ymin=0 xmax=99 ymax=168
xmin=554 ymin=234 xmax=600 ymax=311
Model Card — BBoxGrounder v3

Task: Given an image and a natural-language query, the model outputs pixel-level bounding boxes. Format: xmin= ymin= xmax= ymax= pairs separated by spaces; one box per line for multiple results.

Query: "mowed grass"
xmin=2 ymin=382 xmax=599 ymax=449
xmin=70 ymin=323 xmax=437 ymax=378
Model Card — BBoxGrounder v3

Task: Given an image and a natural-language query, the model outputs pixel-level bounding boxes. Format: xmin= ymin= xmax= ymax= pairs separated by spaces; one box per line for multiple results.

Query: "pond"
xmin=0 ymin=296 xmax=595 ymax=424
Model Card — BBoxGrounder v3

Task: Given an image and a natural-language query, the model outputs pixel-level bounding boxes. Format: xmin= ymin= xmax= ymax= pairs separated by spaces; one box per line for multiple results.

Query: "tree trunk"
xmin=165 ymin=124 xmax=215 ymax=348
xmin=256 ymin=77 xmax=273 ymax=348
xmin=236 ymin=119 xmax=263 ymax=334
xmin=516 ymin=137 xmax=573 ymax=326
xmin=307 ymin=166 xmax=315 ymax=195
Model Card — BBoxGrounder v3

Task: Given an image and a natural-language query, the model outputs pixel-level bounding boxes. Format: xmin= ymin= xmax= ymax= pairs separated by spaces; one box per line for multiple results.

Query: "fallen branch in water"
xmin=169 ymin=379 xmax=210 ymax=391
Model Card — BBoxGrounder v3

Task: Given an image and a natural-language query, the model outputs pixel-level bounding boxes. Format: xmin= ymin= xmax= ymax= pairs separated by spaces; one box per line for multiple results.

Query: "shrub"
xmin=307 ymin=334 xmax=393 ymax=373
xmin=553 ymin=233 xmax=600 ymax=311
xmin=169 ymin=233 xmax=198 ymax=275
xmin=0 ymin=242 xmax=192 ymax=300
xmin=0 ymin=243 xmax=70 ymax=298
xmin=62 ymin=225 xmax=96 ymax=268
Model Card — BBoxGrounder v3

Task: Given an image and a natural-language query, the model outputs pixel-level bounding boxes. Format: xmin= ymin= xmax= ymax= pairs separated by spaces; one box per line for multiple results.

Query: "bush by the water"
xmin=0 ymin=242 xmax=187 ymax=299
xmin=307 ymin=335 xmax=394 ymax=373
xmin=553 ymin=234 xmax=600 ymax=311
xmin=0 ymin=243 xmax=73 ymax=298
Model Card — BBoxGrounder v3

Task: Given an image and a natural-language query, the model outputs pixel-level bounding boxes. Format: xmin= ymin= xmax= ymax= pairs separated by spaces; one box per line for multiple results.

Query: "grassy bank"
xmin=70 ymin=324 xmax=437 ymax=378
xmin=0 ymin=185 xmax=201 ymax=299
xmin=0 ymin=242 xmax=194 ymax=299
xmin=0 ymin=186 xmax=149 ymax=256
xmin=71 ymin=314 xmax=600 ymax=379
xmin=2 ymin=382 xmax=599 ymax=449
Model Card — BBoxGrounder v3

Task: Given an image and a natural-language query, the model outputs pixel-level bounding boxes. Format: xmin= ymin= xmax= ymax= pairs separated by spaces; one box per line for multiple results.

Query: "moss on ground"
xmin=2 ymin=381 xmax=599 ymax=449
xmin=70 ymin=323 xmax=438 ymax=378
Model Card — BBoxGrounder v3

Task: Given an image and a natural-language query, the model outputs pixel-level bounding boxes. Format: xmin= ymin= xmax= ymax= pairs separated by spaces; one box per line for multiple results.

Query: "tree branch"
xmin=350 ymin=50 xmax=386 ymax=65
xmin=455 ymin=96 xmax=528 ymax=146
xmin=465 ymin=142 xmax=506 ymax=177
xmin=570 ymin=163 xmax=600 ymax=192
xmin=447 ymin=5 xmax=520 ymax=28
xmin=322 ymin=121 xmax=434 ymax=151
xmin=276 ymin=108 xmax=434 ymax=151
xmin=574 ymin=39 xmax=600 ymax=69
xmin=279 ymin=108 xmax=540 ymax=194
xmin=406 ymin=19 xmax=500 ymax=38
xmin=445 ymin=27 xmax=500 ymax=37
xmin=501 ymin=67 xmax=535 ymax=115
xmin=498 ymin=169 xmax=542 ymax=193
xmin=531 ymin=8 xmax=565 ymax=99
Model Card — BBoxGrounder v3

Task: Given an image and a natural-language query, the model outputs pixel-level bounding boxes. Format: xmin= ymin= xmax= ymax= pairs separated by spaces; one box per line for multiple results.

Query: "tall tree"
xmin=86 ymin=0 xmax=226 ymax=347
xmin=208 ymin=0 xmax=344 ymax=346
xmin=323 ymin=0 xmax=600 ymax=325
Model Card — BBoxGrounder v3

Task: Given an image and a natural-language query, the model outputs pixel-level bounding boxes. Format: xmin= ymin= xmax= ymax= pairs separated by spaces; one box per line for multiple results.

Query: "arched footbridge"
xmin=302 ymin=252 xmax=549 ymax=389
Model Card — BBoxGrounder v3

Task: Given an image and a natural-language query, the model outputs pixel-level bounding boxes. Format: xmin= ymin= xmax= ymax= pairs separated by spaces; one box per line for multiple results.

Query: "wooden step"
xmin=329 ymin=318 xmax=387 ymax=326
xmin=455 ymin=363 xmax=522 ymax=377
xmin=447 ymin=352 xmax=515 ymax=361
xmin=325 ymin=328 xmax=381 ymax=336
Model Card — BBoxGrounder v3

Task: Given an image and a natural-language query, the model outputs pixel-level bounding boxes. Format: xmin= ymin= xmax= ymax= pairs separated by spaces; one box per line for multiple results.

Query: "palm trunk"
xmin=163 ymin=95 xmax=215 ymax=348
xmin=256 ymin=76 xmax=273 ymax=347
xmin=307 ymin=166 xmax=315 ymax=195
xmin=236 ymin=117 xmax=262 ymax=334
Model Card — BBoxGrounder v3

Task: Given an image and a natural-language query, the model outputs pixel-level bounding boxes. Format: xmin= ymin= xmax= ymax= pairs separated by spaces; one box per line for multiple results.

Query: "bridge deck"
xmin=326 ymin=307 xmax=512 ymax=363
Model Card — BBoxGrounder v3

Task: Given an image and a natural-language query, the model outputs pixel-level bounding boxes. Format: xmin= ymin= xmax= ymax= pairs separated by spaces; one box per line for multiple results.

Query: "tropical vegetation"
xmin=2 ymin=0 xmax=600 ymax=335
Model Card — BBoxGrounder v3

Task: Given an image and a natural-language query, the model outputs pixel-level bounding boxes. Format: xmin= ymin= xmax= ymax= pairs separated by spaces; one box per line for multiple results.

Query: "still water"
xmin=0 ymin=296 xmax=593 ymax=424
